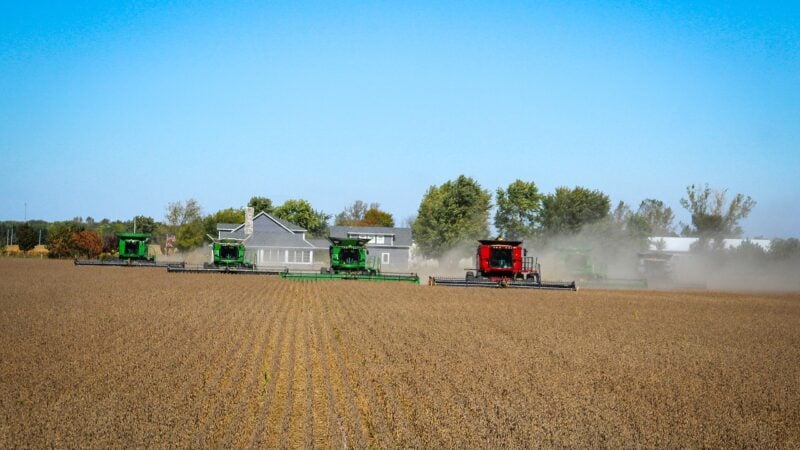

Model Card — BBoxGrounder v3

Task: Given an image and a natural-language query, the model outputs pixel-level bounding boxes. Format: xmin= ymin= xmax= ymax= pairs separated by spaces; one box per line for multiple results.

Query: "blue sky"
xmin=1 ymin=1 xmax=798 ymax=237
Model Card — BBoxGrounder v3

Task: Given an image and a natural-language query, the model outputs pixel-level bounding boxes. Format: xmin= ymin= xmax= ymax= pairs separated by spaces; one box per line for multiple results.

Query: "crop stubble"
xmin=1 ymin=259 xmax=799 ymax=448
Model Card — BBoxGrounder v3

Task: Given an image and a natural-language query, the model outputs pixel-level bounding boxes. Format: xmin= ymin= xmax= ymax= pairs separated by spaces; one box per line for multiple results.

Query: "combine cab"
xmin=168 ymin=238 xmax=275 ymax=274
xmin=75 ymin=233 xmax=184 ymax=268
xmin=430 ymin=239 xmax=576 ymax=290
xmin=280 ymin=237 xmax=419 ymax=283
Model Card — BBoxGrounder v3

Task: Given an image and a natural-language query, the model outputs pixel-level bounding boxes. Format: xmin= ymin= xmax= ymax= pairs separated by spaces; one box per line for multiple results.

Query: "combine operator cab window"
xmin=125 ymin=241 xmax=138 ymax=254
xmin=489 ymin=248 xmax=513 ymax=268
xmin=339 ymin=248 xmax=360 ymax=265
xmin=220 ymin=245 xmax=238 ymax=260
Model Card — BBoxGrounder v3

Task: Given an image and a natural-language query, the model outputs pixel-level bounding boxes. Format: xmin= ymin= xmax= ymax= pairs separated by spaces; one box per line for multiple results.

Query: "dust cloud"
xmin=410 ymin=231 xmax=800 ymax=292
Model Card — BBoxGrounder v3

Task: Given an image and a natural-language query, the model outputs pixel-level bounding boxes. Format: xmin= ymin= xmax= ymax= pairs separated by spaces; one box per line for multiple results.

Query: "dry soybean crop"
xmin=1 ymin=259 xmax=799 ymax=447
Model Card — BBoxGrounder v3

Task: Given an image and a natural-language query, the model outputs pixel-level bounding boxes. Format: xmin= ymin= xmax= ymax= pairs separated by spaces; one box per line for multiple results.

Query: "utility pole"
xmin=24 ymin=202 xmax=27 ymax=222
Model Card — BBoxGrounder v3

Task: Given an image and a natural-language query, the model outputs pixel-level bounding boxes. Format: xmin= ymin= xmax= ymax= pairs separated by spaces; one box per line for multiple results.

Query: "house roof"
xmin=245 ymin=231 xmax=316 ymax=248
xmin=329 ymin=226 xmax=412 ymax=247
xmin=308 ymin=238 xmax=331 ymax=249
xmin=225 ymin=211 xmax=306 ymax=234
xmin=272 ymin=215 xmax=305 ymax=232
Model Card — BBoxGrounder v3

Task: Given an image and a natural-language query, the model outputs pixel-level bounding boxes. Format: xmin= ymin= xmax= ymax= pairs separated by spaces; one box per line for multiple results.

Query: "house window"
xmin=265 ymin=249 xmax=283 ymax=262
xmin=289 ymin=250 xmax=311 ymax=264
xmin=375 ymin=235 xmax=385 ymax=244
xmin=382 ymin=252 xmax=390 ymax=264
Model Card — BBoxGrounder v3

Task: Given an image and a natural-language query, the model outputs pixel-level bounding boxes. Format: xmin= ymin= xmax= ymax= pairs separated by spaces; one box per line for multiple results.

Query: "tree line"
xmin=3 ymin=177 xmax=796 ymax=262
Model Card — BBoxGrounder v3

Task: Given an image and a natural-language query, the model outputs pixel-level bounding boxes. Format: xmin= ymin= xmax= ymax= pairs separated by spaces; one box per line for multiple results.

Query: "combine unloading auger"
xmin=280 ymin=237 xmax=420 ymax=284
xmin=429 ymin=239 xmax=577 ymax=291
xmin=74 ymin=233 xmax=185 ymax=268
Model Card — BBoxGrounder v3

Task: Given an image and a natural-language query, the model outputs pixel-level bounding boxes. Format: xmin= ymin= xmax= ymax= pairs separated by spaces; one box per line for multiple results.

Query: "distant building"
xmin=328 ymin=226 xmax=413 ymax=271
xmin=647 ymin=237 xmax=771 ymax=253
xmin=217 ymin=212 xmax=321 ymax=269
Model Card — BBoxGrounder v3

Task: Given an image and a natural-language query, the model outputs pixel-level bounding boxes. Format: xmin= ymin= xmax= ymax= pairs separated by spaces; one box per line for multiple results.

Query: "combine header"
xmin=75 ymin=232 xmax=184 ymax=268
xmin=280 ymin=237 xmax=419 ymax=283
xmin=429 ymin=239 xmax=576 ymax=290
xmin=168 ymin=238 xmax=276 ymax=274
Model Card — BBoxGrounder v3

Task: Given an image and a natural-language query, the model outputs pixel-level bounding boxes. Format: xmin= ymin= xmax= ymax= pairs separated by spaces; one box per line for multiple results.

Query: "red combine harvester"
xmin=429 ymin=239 xmax=577 ymax=290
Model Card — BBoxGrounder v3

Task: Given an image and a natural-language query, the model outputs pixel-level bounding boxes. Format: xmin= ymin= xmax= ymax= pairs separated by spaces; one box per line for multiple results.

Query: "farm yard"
xmin=1 ymin=259 xmax=799 ymax=448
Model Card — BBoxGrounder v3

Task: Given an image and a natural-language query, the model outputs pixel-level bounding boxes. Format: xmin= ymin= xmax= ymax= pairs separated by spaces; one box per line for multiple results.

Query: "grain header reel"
xmin=429 ymin=239 xmax=577 ymax=290
xmin=280 ymin=237 xmax=419 ymax=283
xmin=74 ymin=232 xmax=184 ymax=268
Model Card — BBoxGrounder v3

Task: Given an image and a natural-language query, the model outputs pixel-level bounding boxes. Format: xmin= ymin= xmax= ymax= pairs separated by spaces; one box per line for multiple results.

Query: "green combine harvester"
xmin=167 ymin=237 xmax=276 ymax=274
xmin=558 ymin=247 xmax=647 ymax=289
xmin=75 ymin=232 xmax=184 ymax=268
xmin=280 ymin=237 xmax=419 ymax=283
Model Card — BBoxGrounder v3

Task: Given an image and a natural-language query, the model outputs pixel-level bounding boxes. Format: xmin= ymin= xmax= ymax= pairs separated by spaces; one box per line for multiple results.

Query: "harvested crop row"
xmin=1 ymin=259 xmax=799 ymax=448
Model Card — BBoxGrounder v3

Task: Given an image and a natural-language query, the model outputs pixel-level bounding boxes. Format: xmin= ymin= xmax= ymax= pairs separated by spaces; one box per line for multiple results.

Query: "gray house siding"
xmin=328 ymin=226 xmax=413 ymax=271
xmin=368 ymin=247 xmax=410 ymax=272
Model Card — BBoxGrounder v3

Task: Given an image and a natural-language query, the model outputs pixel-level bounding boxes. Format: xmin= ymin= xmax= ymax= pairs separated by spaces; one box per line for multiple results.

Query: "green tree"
xmin=633 ymin=199 xmax=676 ymax=236
xmin=176 ymin=220 xmax=206 ymax=250
xmin=540 ymin=186 xmax=610 ymax=235
xmin=768 ymin=238 xmax=800 ymax=261
xmin=335 ymin=200 xmax=370 ymax=226
xmin=203 ymin=208 xmax=246 ymax=238
xmin=165 ymin=199 xmax=204 ymax=251
xmin=412 ymin=175 xmax=491 ymax=258
xmin=17 ymin=223 xmax=38 ymax=251
xmin=680 ymin=184 xmax=756 ymax=248
xmin=165 ymin=198 xmax=202 ymax=228
xmin=273 ymin=199 xmax=330 ymax=237
xmin=494 ymin=180 xmax=543 ymax=240
xmin=131 ymin=216 xmax=156 ymax=234
xmin=248 ymin=196 xmax=274 ymax=215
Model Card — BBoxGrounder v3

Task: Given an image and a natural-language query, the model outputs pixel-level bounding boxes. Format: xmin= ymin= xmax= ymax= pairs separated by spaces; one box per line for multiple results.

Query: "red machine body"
xmin=471 ymin=239 xmax=541 ymax=282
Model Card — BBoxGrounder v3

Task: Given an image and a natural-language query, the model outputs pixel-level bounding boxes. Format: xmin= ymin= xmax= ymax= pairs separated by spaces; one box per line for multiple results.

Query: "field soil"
xmin=1 ymin=258 xmax=799 ymax=448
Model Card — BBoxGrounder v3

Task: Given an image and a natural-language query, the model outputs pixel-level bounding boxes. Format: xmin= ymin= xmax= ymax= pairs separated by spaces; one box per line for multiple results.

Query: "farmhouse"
xmin=328 ymin=226 xmax=413 ymax=271
xmin=217 ymin=211 xmax=321 ymax=269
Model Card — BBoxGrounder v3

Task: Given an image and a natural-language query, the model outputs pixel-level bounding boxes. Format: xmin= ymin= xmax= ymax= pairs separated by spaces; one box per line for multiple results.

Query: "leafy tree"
xmin=335 ymin=200 xmax=395 ymax=227
xmin=412 ymin=175 xmax=491 ymax=258
xmin=335 ymin=200 xmax=370 ymax=226
xmin=176 ymin=220 xmax=205 ymax=250
xmin=248 ymin=196 xmax=274 ymax=215
xmin=165 ymin=198 xmax=202 ymax=227
xmin=72 ymin=230 xmax=103 ymax=258
xmin=494 ymin=180 xmax=543 ymax=239
xmin=769 ymin=238 xmax=800 ymax=261
xmin=362 ymin=208 xmax=394 ymax=227
xmin=273 ymin=199 xmax=330 ymax=237
xmin=17 ymin=223 xmax=38 ymax=251
xmin=634 ymin=199 xmax=676 ymax=236
xmin=131 ymin=215 xmax=156 ymax=234
xmin=680 ymin=184 xmax=756 ymax=248
xmin=47 ymin=221 xmax=84 ymax=258
xmin=165 ymin=199 xmax=204 ymax=251
xmin=540 ymin=186 xmax=610 ymax=235
xmin=203 ymin=208 xmax=246 ymax=238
